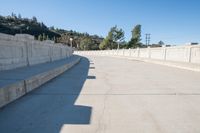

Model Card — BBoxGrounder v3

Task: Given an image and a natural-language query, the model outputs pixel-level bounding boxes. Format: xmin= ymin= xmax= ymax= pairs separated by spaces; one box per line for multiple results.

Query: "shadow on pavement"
xmin=89 ymin=67 xmax=95 ymax=69
xmin=87 ymin=75 xmax=96 ymax=79
xmin=0 ymin=57 xmax=92 ymax=133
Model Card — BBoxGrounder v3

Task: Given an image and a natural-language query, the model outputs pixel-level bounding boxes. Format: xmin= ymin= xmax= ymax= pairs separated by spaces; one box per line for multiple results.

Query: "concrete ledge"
xmin=107 ymin=55 xmax=200 ymax=72
xmin=137 ymin=58 xmax=200 ymax=72
xmin=25 ymin=57 xmax=80 ymax=93
xmin=0 ymin=81 xmax=25 ymax=108
xmin=0 ymin=56 xmax=81 ymax=108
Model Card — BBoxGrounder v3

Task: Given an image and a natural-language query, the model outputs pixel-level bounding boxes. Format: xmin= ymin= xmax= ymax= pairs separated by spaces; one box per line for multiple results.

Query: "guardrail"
xmin=75 ymin=45 xmax=200 ymax=64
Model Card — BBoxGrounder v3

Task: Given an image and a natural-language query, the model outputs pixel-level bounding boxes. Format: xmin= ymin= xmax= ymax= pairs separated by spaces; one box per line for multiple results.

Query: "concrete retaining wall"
xmin=0 ymin=57 xmax=81 ymax=108
xmin=76 ymin=45 xmax=200 ymax=64
xmin=0 ymin=33 xmax=73 ymax=71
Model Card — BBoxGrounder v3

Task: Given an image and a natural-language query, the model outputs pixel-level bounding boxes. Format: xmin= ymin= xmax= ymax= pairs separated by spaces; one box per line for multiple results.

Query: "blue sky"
xmin=0 ymin=0 xmax=200 ymax=45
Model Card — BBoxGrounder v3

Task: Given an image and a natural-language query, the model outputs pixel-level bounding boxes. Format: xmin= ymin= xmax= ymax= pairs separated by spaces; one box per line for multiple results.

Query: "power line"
xmin=145 ymin=34 xmax=151 ymax=46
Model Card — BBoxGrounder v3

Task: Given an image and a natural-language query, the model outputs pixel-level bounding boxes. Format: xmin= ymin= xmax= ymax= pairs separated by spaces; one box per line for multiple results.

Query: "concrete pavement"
xmin=1 ymin=55 xmax=200 ymax=133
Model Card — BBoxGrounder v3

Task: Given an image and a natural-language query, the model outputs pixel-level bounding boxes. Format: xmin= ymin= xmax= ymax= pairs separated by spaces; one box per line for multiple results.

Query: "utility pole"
xmin=145 ymin=34 xmax=151 ymax=46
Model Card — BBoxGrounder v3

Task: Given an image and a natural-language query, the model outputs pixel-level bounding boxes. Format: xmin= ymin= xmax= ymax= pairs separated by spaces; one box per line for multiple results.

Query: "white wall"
xmin=0 ymin=33 xmax=73 ymax=71
xmin=75 ymin=45 xmax=200 ymax=64
xmin=191 ymin=46 xmax=200 ymax=64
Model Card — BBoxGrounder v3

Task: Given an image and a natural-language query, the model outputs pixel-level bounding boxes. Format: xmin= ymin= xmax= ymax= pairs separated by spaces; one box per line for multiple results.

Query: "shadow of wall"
xmin=0 ymin=57 xmax=92 ymax=133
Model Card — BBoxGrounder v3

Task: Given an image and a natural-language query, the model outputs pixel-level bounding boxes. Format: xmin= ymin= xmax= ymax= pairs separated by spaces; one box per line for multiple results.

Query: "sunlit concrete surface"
xmin=1 ymin=55 xmax=200 ymax=133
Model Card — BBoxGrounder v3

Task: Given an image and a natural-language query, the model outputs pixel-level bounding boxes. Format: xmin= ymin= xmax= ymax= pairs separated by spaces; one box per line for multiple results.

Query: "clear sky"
xmin=0 ymin=0 xmax=200 ymax=45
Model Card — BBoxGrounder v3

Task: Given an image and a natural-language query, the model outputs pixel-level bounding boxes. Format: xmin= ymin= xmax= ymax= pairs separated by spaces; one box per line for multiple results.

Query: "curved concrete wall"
xmin=0 ymin=33 xmax=73 ymax=71
xmin=75 ymin=45 xmax=200 ymax=64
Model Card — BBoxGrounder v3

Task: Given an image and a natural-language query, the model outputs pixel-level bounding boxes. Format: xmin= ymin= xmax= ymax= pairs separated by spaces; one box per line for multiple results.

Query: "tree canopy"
xmin=0 ymin=13 xmax=103 ymax=50
xmin=80 ymin=37 xmax=93 ymax=50
xmin=127 ymin=24 xmax=142 ymax=48
xmin=99 ymin=26 xmax=124 ymax=50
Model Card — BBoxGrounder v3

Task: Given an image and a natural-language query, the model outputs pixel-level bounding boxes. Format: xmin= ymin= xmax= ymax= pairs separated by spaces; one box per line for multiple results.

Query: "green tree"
xmin=38 ymin=34 xmax=42 ymax=41
xmin=11 ymin=12 xmax=17 ymax=19
xmin=128 ymin=24 xmax=142 ymax=48
xmin=80 ymin=37 xmax=93 ymax=50
xmin=49 ymin=26 xmax=55 ymax=30
xmin=90 ymin=43 xmax=99 ymax=50
xmin=158 ymin=40 xmax=164 ymax=45
xmin=18 ymin=14 xmax=22 ymax=19
xmin=32 ymin=16 xmax=37 ymax=23
xmin=42 ymin=33 xmax=46 ymax=40
xmin=99 ymin=26 xmax=124 ymax=50
xmin=53 ymin=36 xmax=56 ymax=41
xmin=99 ymin=37 xmax=109 ymax=50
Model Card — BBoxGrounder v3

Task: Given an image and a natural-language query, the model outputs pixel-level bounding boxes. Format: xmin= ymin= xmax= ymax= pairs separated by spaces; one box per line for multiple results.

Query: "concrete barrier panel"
xmin=75 ymin=45 xmax=200 ymax=66
xmin=150 ymin=48 xmax=165 ymax=60
xmin=0 ymin=39 xmax=27 ymax=71
xmin=139 ymin=48 xmax=149 ymax=58
xmin=118 ymin=50 xmax=124 ymax=56
xmin=52 ymin=45 xmax=62 ymax=61
xmin=28 ymin=41 xmax=51 ymax=65
xmin=191 ymin=46 xmax=200 ymax=64
xmin=0 ymin=33 xmax=73 ymax=71
xmin=130 ymin=49 xmax=139 ymax=57
xmin=0 ymin=81 xmax=26 ymax=108
xmin=124 ymin=49 xmax=130 ymax=56
xmin=165 ymin=46 xmax=190 ymax=62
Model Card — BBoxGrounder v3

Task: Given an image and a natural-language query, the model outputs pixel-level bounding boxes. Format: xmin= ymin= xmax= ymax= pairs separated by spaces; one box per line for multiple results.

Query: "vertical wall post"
xmin=188 ymin=46 xmax=192 ymax=63
xmin=148 ymin=46 xmax=151 ymax=59
xmin=117 ymin=49 xmax=119 ymax=56
xmin=50 ymin=45 xmax=53 ymax=62
xmin=137 ymin=47 xmax=140 ymax=57
xmin=25 ymin=41 xmax=30 ymax=66
xmin=163 ymin=46 xmax=167 ymax=60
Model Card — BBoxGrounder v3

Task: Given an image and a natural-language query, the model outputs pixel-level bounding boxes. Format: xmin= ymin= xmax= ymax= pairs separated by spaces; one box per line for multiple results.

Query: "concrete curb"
xmin=0 ymin=81 xmax=26 ymax=108
xmin=80 ymin=54 xmax=200 ymax=72
xmin=108 ymin=55 xmax=200 ymax=72
xmin=0 ymin=57 xmax=81 ymax=108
